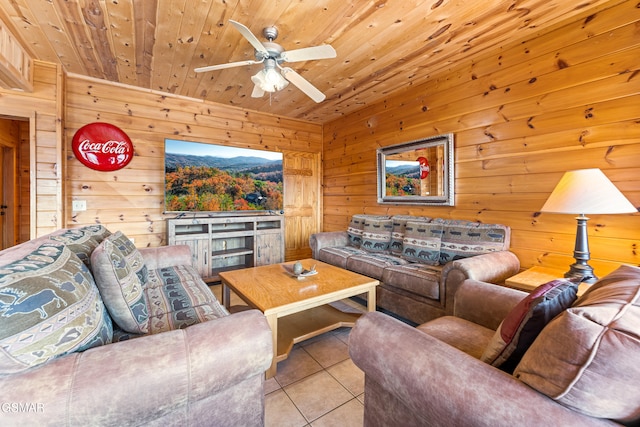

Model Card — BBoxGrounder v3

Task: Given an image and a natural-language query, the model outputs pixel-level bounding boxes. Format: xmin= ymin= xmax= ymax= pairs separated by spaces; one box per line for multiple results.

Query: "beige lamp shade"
xmin=541 ymin=168 xmax=637 ymax=215
xmin=541 ymin=168 xmax=636 ymax=284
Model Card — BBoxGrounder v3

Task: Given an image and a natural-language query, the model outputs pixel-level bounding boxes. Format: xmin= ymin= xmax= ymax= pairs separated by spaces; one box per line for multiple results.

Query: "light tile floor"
xmin=209 ymin=284 xmax=365 ymax=427
xmin=265 ymin=327 xmax=364 ymax=427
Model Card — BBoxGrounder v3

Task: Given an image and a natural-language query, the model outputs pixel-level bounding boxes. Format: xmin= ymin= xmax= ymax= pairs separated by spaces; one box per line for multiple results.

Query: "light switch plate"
xmin=72 ymin=200 xmax=87 ymax=211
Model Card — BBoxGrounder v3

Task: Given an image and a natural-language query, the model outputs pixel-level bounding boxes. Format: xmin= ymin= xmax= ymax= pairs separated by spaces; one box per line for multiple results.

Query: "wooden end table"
xmin=505 ymin=266 xmax=592 ymax=296
xmin=219 ymin=259 xmax=379 ymax=378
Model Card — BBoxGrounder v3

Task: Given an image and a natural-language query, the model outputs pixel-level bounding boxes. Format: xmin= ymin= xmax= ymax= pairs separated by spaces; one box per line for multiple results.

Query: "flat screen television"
xmin=164 ymin=139 xmax=283 ymax=213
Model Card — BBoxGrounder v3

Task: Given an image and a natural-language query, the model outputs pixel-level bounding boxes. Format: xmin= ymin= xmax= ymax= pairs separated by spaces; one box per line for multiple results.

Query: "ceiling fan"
xmin=195 ymin=20 xmax=336 ymax=103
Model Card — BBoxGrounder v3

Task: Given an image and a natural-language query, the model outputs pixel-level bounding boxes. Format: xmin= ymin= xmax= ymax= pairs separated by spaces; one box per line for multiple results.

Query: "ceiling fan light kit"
xmin=195 ymin=20 xmax=336 ymax=103
xmin=251 ymin=59 xmax=289 ymax=94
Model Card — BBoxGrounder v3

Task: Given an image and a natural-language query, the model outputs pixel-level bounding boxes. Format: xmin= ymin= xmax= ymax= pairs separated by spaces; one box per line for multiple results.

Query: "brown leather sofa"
xmin=311 ymin=214 xmax=520 ymax=324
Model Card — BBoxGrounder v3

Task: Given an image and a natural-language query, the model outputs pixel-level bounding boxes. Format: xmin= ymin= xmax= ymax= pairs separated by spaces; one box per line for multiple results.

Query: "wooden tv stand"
xmin=167 ymin=214 xmax=284 ymax=282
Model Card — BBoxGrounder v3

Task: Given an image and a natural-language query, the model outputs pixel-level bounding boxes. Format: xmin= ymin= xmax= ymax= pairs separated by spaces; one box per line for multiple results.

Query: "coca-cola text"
xmin=78 ymin=139 xmax=129 ymax=154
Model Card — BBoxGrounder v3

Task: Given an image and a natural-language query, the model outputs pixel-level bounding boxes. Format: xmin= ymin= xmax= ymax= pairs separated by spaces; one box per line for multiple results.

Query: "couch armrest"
xmin=309 ymin=231 xmax=349 ymax=258
xmin=0 ymin=310 xmax=272 ymax=426
xmin=349 ymin=312 xmax=617 ymax=427
xmin=440 ymin=250 xmax=520 ymax=315
xmin=453 ymin=279 xmax=527 ymax=330
xmin=139 ymin=244 xmax=192 ymax=269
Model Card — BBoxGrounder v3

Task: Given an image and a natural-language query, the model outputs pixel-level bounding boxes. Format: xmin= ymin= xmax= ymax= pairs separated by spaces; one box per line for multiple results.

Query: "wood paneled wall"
xmin=323 ymin=0 xmax=640 ymax=276
xmin=0 ymin=60 xmax=62 ymax=239
xmin=64 ymin=74 xmax=323 ymax=257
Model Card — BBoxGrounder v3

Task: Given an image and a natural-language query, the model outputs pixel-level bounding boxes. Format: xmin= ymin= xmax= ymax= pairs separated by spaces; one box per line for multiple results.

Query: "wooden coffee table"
xmin=219 ymin=259 xmax=379 ymax=377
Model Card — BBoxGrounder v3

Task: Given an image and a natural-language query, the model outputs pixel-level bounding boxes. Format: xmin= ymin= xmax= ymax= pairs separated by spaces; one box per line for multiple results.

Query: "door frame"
xmin=0 ymin=123 xmax=17 ymax=248
xmin=0 ymin=113 xmax=33 ymax=248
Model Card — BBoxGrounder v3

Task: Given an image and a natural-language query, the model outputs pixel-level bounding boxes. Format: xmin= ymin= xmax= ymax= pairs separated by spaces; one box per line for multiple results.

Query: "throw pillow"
xmin=108 ymin=231 xmax=149 ymax=284
xmin=0 ymin=241 xmax=113 ymax=374
xmin=401 ymin=221 xmax=443 ymax=265
xmin=514 ymin=265 xmax=640 ymax=422
xmin=439 ymin=222 xmax=510 ymax=264
xmin=347 ymin=215 xmax=389 ymax=248
xmin=91 ymin=231 xmax=150 ymax=334
xmin=389 ymin=215 xmax=430 ymax=255
xmin=481 ymin=278 xmax=578 ymax=373
xmin=47 ymin=225 xmax=112 ymax=269
xmin=347 ymin=215 xmax=367 ymax=248
xmin=360 ymin=218 xmax=393 ymax=253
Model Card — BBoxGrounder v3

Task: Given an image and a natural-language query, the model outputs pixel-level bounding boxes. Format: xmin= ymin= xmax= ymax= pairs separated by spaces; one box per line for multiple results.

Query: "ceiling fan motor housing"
xmin=262 ymin=26 xmax=278 ymax=41
xmin=256 ymin=41 xmax=285 ymax=63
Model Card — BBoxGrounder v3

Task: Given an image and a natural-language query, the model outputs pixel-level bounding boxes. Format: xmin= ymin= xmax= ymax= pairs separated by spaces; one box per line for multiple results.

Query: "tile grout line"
xmin=274 ymin=333 xmax=363 ymax=424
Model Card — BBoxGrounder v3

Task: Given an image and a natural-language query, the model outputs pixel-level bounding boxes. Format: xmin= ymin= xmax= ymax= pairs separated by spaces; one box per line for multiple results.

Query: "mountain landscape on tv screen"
xmin=165 ymin=152 xmax=283 ymax=212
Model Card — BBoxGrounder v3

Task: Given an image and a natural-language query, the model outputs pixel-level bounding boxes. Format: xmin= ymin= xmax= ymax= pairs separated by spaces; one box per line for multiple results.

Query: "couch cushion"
xmin=145 ymin=264 xmax=228 ymax=333
xmin=91 ymin=231 xmax=150 ymax=334
xmin=317 ymin=246 xmax=367 ymax=269
xmin=401 ymin=221 xmax=443 ymax=265
xmin=381 ymin=263 xmax=441 ymax=300
xmin=361 ymin=217 xmax=393 ymax=253
xmin=47 ymin=225 xmax=112 ymax=270
xmin=439 ymin=222 xmax=510 ymax=264
xmin=346 ymin=253 xmax=408 ymax=280
xmin=481 ymin=278 xmax=578 ymax=373
xmin=0 ymin=241 xmax=112 ymax=374
xmin=389 ymin=215 xmax=430 ymax=255
xmin=514 ymin=265 xmax=640 ymax=423
xmin=348 ymin=215 xmax=390 ymax=248
xmin=419 ymin=316 xmax=495 ymax=359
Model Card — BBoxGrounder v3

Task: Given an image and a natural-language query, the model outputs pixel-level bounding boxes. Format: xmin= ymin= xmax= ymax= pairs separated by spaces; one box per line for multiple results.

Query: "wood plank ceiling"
xmin=0 ymin=0 xmax=616 ymax=123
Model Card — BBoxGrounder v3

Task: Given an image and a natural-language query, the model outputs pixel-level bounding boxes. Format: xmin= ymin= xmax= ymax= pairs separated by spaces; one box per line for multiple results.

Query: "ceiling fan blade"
xmin=281 ymin=45 xmax=337 ymax=63
xmin=281 ymin=67 xmax=326 ymax=103
xmin=251 ymin=84 xmax=265 ymax=98
xmin=229 ymin=20 xmax=269 ymax=56
xmin=194 ymin=59 xmax=262 ymax=73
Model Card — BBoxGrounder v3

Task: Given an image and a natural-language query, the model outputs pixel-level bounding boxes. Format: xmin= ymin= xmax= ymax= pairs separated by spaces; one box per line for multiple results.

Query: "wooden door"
xmin=0 ymin=119 xmax=20 ymax=250
xmin=0 ymin=145 xmax=4 ymax=247
xmin=282 ymin=151 xmax=321 ymax=261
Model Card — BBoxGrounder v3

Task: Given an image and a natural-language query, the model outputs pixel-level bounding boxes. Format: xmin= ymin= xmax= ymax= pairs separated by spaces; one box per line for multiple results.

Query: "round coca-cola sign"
xmin=72 ymin=122 xmax=134 ymax=171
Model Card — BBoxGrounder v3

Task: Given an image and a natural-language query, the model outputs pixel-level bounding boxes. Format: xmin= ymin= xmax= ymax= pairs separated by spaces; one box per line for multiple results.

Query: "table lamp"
xmin=540 ymin=168 xmax=637 ymax=283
